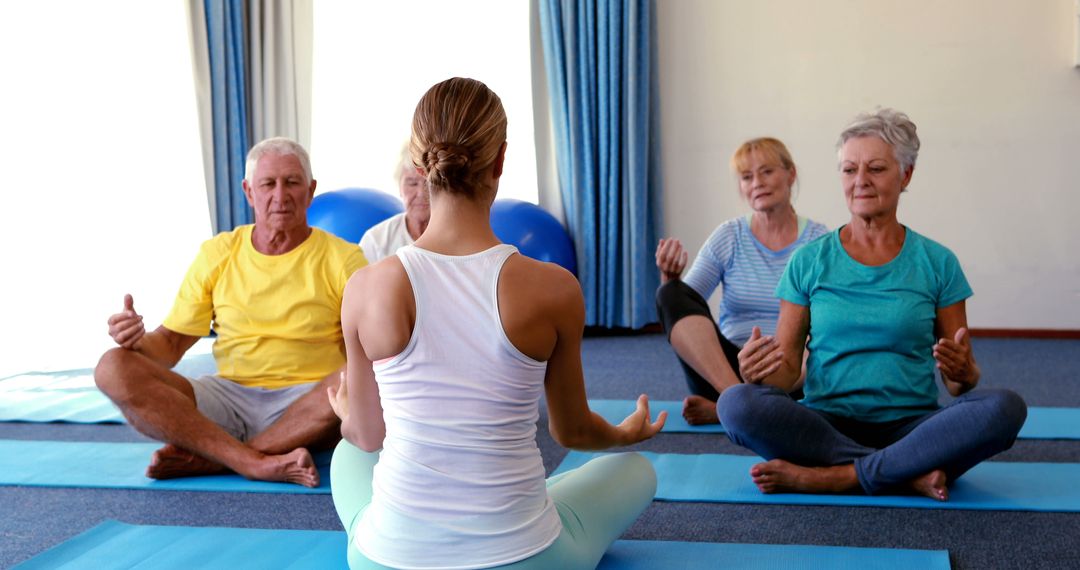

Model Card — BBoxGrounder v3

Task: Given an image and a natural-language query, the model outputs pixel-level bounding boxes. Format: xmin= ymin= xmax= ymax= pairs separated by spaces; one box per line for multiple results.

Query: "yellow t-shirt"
xmin=163 ymin=225 xmax=368 ymax=389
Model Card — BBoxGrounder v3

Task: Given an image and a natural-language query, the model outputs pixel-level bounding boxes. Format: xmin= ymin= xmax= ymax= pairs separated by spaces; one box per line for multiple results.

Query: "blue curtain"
xmin=204 ymin=0 xmax=251 ymax=232
xmin=539 ymin=0 xmax=661 ymax=329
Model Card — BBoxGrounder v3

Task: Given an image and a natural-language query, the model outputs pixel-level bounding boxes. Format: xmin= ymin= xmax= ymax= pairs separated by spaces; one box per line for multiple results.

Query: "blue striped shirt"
xmin=683 ymin=216 xmax=828 ymax=346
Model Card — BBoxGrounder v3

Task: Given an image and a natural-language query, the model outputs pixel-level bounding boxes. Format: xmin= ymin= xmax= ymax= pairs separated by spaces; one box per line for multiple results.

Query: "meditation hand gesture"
xmin=655 ymin=238 xmax=689 ymax=284
xmin=107 ymin=294 xmax=145 ymax=349
xmin=933 ymin=327 xmax=979 ymax=388
xmin=616 ymin=394 xmax=667 ymax=444
xmin=327 ymin=371 xmax=349 ymax=422
xmin=738 ymin=327 xmax=783 ymax=383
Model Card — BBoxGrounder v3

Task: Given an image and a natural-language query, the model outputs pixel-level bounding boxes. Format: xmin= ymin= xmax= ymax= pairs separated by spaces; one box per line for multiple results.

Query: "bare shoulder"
xmin=345 ymin=255 xmax=409 ymax=298
xmin=500 ymin=254 xmax=582 ymax=313
xmin=344 ymin=255 xmax=415 ymax=359
xmin=498 ymin=254 xmax=581 ymax=361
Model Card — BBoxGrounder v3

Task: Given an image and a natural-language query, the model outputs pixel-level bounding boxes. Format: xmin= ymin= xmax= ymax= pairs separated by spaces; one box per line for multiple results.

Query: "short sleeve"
xmin=936 ymin=248 xmax=973 ymax=308
xmin=775 ymin=247 xmax=811 ymax=306
xmin=161 ymin=242 xmax=216 ymax=337
xmin=343 ymin=247 xmax=369 ymax=286
xmin=682 ymin=220 xmax=737 ymax=299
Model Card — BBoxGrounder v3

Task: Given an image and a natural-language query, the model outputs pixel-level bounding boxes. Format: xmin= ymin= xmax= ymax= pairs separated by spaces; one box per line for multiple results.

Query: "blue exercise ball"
xmin=490 ymin=199 xmax=577 ymax=276
xmin=307 ymin=188 xmax=403 ymax=244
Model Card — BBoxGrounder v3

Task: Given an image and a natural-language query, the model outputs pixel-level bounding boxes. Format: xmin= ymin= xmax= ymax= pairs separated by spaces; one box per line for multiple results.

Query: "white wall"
xmin=654 ymin=0 xmax=1080 ymax=329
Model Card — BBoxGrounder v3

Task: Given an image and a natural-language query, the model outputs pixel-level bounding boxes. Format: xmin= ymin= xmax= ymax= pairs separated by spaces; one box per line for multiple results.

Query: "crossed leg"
xmin=656 ymin=281 xmax=742 ymax=425
xmin=95 ymin=347 xmax=340 ymax=487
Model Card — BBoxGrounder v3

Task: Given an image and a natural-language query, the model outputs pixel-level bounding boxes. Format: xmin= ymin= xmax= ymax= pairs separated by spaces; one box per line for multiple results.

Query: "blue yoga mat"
xmin=0 ymin=350 xmax=216 ymax=424
xmin=0 ymin=389 xmax=123 ymax=423
xmin=555 ymin=451 xmax=1080 ymax=512
xmin=15 ymin=521 xmax=347 ymax=569
xmin=0 ymin=440 xmax=331 ymax=494
xmin=589 ymin=399 xmax=1080 ymax=440
xmin=16 ymin=520 xmax=950 ymax=570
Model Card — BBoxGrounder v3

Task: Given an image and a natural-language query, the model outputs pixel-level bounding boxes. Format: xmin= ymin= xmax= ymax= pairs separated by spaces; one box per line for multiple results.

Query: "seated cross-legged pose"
xmin=655 ymin=138 xmax=827 ymax=425
xmin=719 ymin=109 xmax=1027 ymax=501
xmin=358 ymin=143 xmax=430 ymax=263
xmin=94 ymin=137 xmax=368 ymax=487
xmin=329 ymin=77 xmax=666 ymax=569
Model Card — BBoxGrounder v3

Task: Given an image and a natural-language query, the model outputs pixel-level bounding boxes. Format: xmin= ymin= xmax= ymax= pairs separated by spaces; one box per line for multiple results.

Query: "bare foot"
xmin=749 ymin=459 xmax=859 ymax=494
xmin=911 ymin=469 xmax=949 ymax=501
xmin=244 ymin=448 xmax=320 ymax=488
xmin=682 ymin=395 xmax=720 ymax=425
xmin=146 ymin=444 xmax=226 ymax=480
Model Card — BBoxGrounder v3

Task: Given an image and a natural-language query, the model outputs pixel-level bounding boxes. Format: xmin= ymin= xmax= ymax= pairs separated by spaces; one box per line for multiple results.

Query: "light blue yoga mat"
xmin=0 ymin=440 xmax=331 ymax=494
xmin=0 ymin=350 xmax=216 ymax=424
xmin=555 ymin=451 xmax=1080 ymax=512
xmin=589 ymin=399 xmax=1080 ymax=440
xmin=16 ymin=520 xmax=950 ymax=570
xmin=0 ymin=389 xmax=123 ymax=423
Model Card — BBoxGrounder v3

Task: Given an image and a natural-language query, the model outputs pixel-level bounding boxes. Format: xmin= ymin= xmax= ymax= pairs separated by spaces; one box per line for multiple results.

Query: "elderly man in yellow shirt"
xmin=95 ymin=137 xmax=368 ymax=487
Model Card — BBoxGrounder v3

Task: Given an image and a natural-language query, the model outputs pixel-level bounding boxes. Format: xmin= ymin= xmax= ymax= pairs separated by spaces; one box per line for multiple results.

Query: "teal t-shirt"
xmin=776 ymin=227 xmax=972 ymax=422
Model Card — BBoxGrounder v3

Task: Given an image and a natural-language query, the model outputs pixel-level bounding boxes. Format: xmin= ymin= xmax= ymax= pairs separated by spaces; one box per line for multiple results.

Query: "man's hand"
xmin=327 ymin=371 xmax=349 ymax=422
xmin=108 ymin=294 xmax=145 ymax=349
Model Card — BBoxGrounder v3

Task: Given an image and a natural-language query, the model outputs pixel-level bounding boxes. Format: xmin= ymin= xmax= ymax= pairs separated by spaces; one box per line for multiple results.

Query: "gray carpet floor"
xmin=2 ymin=335 xmax=1079 ymax=569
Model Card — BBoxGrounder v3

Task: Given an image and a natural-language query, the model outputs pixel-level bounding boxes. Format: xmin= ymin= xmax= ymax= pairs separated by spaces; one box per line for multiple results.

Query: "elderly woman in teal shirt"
xmin=718 ymin=108 xmax=1027 ymax=501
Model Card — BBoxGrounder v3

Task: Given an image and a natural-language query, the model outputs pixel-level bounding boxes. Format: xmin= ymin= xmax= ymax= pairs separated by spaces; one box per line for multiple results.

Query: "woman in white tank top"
xmin=327 ymin=77 xmax=667 ymax=570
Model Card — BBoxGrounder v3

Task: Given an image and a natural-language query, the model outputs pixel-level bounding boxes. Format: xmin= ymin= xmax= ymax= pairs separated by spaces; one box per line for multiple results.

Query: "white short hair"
xmin=836 ymin=108 xmax=920 ymax=173
xmin=245 ymin=137 xmax=313 ymax=183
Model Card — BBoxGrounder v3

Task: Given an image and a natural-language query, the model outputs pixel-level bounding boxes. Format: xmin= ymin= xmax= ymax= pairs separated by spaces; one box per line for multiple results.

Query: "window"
xmin=0 ymin=2 xmax=209 ymax=375
xmin=310 ymin=1 xmax=538 ymax=203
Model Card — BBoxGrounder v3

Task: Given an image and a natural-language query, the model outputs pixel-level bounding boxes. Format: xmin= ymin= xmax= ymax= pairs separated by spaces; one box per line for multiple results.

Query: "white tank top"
xmin=354 ymin=244 xmax=561 ymax=569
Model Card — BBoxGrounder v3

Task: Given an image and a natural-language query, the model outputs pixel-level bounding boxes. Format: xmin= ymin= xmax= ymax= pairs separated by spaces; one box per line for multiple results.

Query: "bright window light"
xmin=311 ymin=1 xmax=538 ymax=203
xmin=0 ymin=2 xmax=209 ymax=376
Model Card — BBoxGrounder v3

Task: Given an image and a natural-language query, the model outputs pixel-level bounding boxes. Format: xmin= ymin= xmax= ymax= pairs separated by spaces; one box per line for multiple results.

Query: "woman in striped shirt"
xmin=655 ymin=138 xmax=827 ymax=425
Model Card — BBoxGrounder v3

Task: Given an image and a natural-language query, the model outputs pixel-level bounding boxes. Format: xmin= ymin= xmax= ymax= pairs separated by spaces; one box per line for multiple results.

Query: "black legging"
xmin=655 ymin=280 xmax=742 ymax=401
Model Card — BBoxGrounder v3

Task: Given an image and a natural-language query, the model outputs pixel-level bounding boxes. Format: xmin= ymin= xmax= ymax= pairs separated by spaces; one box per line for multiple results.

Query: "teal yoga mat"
xmin=555 ymin=451 xmax=1080 ymax=512
xmin=16 ymin=520 xmax=950 ymax=570
xmin=589 ymin=399 xmax=1080 ymax=440
xmin=0 ymin=440 xmax=331 ymax=494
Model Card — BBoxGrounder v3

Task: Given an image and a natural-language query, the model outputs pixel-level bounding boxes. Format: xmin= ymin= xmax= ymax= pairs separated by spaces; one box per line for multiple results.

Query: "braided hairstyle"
xmin=409 ymin=78 xmax=507 ymax=198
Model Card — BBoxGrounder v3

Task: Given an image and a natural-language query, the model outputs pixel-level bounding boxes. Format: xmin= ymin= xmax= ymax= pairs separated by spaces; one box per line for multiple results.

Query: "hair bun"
xmin=423 ymin=143 xmax=471 ymax=188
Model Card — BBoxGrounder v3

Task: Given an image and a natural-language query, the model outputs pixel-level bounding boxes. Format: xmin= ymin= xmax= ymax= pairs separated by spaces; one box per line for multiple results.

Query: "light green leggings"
xmin=330 ymin=441 xmax=657 ymax=569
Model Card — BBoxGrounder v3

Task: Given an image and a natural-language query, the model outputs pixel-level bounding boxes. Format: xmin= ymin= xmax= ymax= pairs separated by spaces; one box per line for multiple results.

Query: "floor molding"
xmin=970 ymin=328 xmax=1080 ymax=339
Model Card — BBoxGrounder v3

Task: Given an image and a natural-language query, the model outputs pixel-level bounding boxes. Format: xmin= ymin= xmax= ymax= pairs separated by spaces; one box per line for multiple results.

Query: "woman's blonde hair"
xmin=730 ymin=137 xmax=796 ymax=174
xmin=409 ymin=77 xmax=507 ymax=198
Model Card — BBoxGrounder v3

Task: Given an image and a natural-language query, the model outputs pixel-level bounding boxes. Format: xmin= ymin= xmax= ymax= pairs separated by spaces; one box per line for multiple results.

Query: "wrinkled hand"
xmin=934 ymin=327 xmax=976 ymax=386
xmin=327 ymin=371 xmax=349 ymax=422
xmin=616 ymin=394 xmax=667 ymax=444
xmin=738 ymin=327 xmax=783 ymax=383
xmin=655 ymin=238 xmax=688 ymax=284
xmin=107 ymin=294 xmax=145 ymax=349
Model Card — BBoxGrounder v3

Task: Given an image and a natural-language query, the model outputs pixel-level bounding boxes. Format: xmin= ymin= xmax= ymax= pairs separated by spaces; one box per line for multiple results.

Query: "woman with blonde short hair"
xmin=655 ymin=137 xmax=828 ymax=425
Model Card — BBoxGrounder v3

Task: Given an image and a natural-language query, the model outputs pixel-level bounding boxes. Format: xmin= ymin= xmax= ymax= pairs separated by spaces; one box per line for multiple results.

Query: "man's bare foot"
xmin=682 ymin=395 xmax=720 ymax=425
xmin=750 ymin=459 xmax=860 ymax=494
xmin=244 ymin=448 xmax=320 ymax=488
xmin=146 ymin=444 xmax=226 ymax=480
xmin=911 ymin=469 xmax=949 ymax=501
xmin=147 ymin=445 xmax=319 ymax=488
